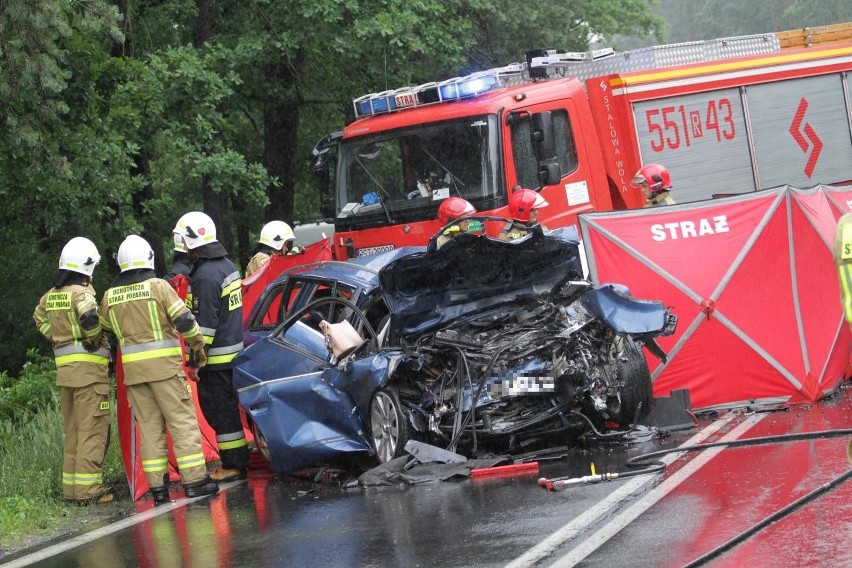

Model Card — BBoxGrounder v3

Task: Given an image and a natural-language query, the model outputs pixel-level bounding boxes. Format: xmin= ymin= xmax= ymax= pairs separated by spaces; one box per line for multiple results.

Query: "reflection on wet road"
xmin=5 ymin=388 xmax=852 ymax=568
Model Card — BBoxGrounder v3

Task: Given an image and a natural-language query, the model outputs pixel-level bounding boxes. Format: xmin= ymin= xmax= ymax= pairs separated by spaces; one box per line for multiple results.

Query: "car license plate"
xmin=487 ymin=375 xmax=555 ymax=397
xmin=356 ymin=244 xmax=395 ymax=257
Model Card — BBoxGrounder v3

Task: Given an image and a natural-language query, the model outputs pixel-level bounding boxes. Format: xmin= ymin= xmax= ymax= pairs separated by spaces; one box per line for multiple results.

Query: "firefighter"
xmin=498 ymin=189 xmax=549 ymax=241
xmin=174 ymin=212 xmax=250 ymax=482
xmin=631 ymin=163 xmax=676 ymax=207
xmin=100 ymin=235 xmax=218 ymax=503
xmin=33 ymin=237 xmax=113 ymax=504
xmin=245 ymin=220 xmax=303 ymax=278
xmin=831 ymin=211 xmax=852 ymax=464
xmin=163 ymin=233 xmax=193 ymax=282
xmin=436 ymin=197 xmax=477 ymax=248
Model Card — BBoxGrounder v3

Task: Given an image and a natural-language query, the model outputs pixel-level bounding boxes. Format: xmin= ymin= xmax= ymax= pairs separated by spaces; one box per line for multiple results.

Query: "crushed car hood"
xmin=379 ymin=226 xmax=584 ymax=340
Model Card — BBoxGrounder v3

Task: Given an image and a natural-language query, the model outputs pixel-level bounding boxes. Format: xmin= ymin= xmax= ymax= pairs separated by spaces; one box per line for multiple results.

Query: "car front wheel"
xmin=369 ymin=387 xmax=410 ymax=463
xmin=613 ymin=337 xmax=654 ymax=428
xmin=251 ymin=421 xmax=271 ymax=464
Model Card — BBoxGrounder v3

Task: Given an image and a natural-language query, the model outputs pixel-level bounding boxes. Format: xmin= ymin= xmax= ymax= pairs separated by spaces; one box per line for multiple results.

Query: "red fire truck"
xmin=311 ymin=23 xmax=852 ymax=259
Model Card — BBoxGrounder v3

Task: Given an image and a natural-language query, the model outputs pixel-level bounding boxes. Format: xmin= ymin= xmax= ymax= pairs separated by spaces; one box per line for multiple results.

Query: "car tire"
xmin=613 ymin=337 xmax=654 ymax=428
xmin=251 ymin=421 xmax=272 ymax=464
xmin=369 ymin=386 xmax=410 ymax=463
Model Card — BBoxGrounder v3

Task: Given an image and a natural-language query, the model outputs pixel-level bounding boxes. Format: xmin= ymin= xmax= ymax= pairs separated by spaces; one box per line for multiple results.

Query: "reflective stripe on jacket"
xmin=100 ymin=277 xmax=203 ymax=384
xmin=188 ymin=256 xmax=244 ymax=369
xmin=34 ymin=284 xmax=110 ymax=387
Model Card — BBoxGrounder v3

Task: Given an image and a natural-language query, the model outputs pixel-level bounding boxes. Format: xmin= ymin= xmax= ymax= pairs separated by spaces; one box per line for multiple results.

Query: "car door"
xmin=235 ymin=296 xmax=384 ymax=473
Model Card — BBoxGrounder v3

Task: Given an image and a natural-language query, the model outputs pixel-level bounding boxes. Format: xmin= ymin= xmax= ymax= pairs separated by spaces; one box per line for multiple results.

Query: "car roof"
xmin=276 ymin=246 xmax=426 ymax=291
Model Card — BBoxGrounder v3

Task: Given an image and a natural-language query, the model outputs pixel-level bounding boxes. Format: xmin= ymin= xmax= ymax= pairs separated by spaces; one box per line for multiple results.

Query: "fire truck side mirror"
xmin=538 ymin=162 xmax=561 ymax=186
xmin=312 ymin=130 xmax=342 ymax=218
xmin=531 ymin=112 xmax=560 ymax=186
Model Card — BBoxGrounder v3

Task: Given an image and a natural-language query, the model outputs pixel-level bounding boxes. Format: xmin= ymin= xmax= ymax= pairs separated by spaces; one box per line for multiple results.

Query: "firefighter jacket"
xmin=833 ymin=211 xmax=852 ymax=324
xmin=498 ymin=221 xmax=548 ymax=241
xmin=245 ymin=246 xmax=304 ymax=278
xmin=99 ymin=270 xmax=205 ymax=385
xmin=644 ymin=191 xmax=676 ymax=207
xmin=245 ymin=251 xmax=270 ymax=278
xmin=188 ymin=244 xmax=244 ymax=370
xmin=163 ymin=254 xmax=192 ymax=282
xmin=33 ymin=283 xmax=110 ymax=387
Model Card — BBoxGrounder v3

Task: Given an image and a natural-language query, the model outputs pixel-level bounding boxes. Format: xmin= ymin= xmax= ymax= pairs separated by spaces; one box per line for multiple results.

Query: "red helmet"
xmin=438 ymin=197 xmax=476 ymax=225
xmin=631 ymin=163 xmax=672 ymax=194
xmin=509 ymin=189 xmax=549 ymax=223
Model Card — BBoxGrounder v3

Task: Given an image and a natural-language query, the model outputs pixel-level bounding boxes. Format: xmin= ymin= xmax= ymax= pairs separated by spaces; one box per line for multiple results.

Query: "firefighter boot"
xmin=94 ymin=492 xmax=114 ymax=505
xmin=209 ymin=467 xmax=247 ymax=482
xmin=149 ymin=486 xmax=169 ymax=505
xmin=150 ymin=474 xmax=170 ymax=505
xmin=183 ymin=477 xmax=219 ymax=498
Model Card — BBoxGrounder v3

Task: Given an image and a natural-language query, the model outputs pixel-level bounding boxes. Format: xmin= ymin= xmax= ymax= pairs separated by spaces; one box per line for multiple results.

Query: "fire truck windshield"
xmin=335 ymin=115 xmax=501 ymax=229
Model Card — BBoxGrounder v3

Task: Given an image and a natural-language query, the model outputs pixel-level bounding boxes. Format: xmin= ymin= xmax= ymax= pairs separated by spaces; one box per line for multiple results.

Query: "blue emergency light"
xmin=438 ymin=73 xmax=499 ymax=100
xmin=352 ymin=63 xmax=525 ymax=119
xmin=350 ymin=48 xmax=614 ymax=120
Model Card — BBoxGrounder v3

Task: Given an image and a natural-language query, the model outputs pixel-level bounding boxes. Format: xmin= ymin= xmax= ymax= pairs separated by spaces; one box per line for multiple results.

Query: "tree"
xmin=460 ymin=0 xmax=664 ymax=68
xmin=0 ymin=1 xmax=125 ymax=372
xmin=0 ymin=0 xmax=664 ymax=375
xmin=657 ymin=0 xmax=852 ymax=43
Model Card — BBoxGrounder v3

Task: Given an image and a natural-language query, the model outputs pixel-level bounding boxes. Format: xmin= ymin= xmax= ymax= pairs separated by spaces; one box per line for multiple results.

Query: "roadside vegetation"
xmin=0 ymin=351 xmax=126 ymax=554
xmin=1 ymin=0 xmax=848 ymax=557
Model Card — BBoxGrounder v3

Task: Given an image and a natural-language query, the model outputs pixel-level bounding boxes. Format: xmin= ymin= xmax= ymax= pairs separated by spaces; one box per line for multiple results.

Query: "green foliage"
xmin=658 ymin=0 xmax=852 ymax=42
xmin=0 ymin=0 xmax=668 ymax=377
xmin=456 ymin=0 xmax=664 ymax=66
xmin=0 ymin=403 xmax=125 ymax=549
xmin=109 ymin=45 xmax=272 ymax=216
xmin=0 ymin=350 xmax=58 ymax=425
xmin=783 ymin=0 xmax=852 ymax=24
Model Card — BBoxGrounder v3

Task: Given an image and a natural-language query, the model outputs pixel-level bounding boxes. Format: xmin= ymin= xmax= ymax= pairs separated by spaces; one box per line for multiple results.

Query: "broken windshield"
xmin=335 ymin=115 xmax=501 ymax=227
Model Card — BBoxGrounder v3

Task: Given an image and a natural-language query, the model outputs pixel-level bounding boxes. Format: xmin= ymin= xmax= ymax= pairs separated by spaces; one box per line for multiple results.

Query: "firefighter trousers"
xmin=60 ymin=383 xmax=111 ymax=501
xmin=125 ymin=373 xmax=208 ymax=488
xmin=197 ymin=367 xmax=249 ymax=470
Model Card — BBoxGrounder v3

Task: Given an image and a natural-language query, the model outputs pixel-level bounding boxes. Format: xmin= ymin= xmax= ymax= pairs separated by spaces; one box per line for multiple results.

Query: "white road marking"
xmin=2 ymin=480 xmax=246 ymax=568
xmin=551 ymin=413 xmax=766 ymax=567
xmin=506 ymin=413 xmax=756 ymax=568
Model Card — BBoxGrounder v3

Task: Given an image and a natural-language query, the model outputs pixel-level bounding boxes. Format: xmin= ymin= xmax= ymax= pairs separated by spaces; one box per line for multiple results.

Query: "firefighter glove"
xmin=191 ymin=346 xmax=208 ymax=369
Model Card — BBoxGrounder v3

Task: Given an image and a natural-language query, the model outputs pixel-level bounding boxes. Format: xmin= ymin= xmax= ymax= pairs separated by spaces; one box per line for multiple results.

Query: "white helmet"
xmin=173 ymin=211 xmax=217 ymax=250
xmin=58 ymin=237 xmax=100 ymax=277
xmin=173 ymin=233 xmax=186 ymax=253
xmin=259 ymin=221 xmax=295 ymax=251
xmin=117 ymin=235 xmax=155 ymax=272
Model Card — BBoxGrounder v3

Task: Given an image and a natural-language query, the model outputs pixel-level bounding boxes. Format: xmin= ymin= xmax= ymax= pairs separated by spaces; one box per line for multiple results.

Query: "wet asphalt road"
xmin=4 ymin=387 xmax=852 ymax=568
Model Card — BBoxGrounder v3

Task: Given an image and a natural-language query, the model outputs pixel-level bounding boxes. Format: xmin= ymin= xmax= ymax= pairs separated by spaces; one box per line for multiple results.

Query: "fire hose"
xmin=538 ymin=427 xmax=852 ymax=491
xmin=537 ymin=427 xmax=852 ymax=564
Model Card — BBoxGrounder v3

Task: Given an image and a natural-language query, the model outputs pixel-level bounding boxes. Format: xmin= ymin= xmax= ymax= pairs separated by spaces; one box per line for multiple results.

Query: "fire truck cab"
xmin=313 ymin=23 xmax=852 ymax=260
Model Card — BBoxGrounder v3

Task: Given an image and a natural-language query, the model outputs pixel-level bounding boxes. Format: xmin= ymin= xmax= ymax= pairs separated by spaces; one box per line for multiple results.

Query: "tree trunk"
xmin=194 ymin=0 xmax=232 ymax=254
xmin=194 ymin=0 xmax=212 ymax=47
xmin=108 ymin=0 xmax=163 ymax=275
xmin=131 ymin=149 xmax=167 ymax=276
xmin=263 ymin=56 xmax=303 ymax=224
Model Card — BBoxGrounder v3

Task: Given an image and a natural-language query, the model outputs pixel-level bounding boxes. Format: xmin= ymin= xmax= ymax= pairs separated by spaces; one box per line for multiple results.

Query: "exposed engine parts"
xmin=392 ymin=284 xmax=671 ymax=456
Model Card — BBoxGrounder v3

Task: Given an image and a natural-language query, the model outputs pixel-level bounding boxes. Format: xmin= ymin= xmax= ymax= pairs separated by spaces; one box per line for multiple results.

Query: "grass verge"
xmin=0 ymin=400 xmax=127 ymax=556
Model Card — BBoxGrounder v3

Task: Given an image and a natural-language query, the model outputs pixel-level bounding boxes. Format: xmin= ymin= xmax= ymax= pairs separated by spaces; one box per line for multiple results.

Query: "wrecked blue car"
xmin=233 ymin=225 xmax=677 ymax=474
